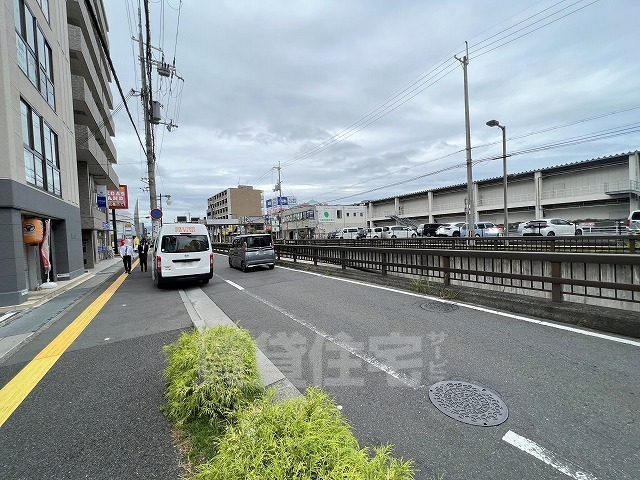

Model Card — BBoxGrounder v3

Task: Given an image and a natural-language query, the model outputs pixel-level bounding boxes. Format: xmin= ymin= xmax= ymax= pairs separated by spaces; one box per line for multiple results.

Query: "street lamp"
xmin=157 ymin=194 xmax=171 ymax=226
xmin=486 ymin=120 xmax=508 ymax=237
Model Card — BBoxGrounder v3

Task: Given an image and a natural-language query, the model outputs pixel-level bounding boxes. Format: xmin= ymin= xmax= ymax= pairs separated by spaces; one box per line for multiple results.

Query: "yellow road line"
xmin=0 ymin=267 xmax=133 ymax=427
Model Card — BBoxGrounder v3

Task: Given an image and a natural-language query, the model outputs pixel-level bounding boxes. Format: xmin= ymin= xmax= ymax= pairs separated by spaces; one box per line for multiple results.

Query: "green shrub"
xmin=163 ymin=326 xmax=263 ymax=425
xmin=193 ymin=388 xmax=414 ymax=479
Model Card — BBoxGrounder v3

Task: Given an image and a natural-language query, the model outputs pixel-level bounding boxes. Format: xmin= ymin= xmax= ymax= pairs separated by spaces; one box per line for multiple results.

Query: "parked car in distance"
xmin=339 ymin=227 xmax=360 ymax=239
xmin=356 ymin=227 xmax=367 ymax=239
xmin=435 ymin=222 xmax=465 ymax=237
xmin=367 ymin=226 xmax=384 ymax=238
xmin=327 ymin=230 xmax=339 ymax=239
xmin=460 ymin=222 xmax=503 ymax=237
xmin=522 ymin=218 xmax=582 ymax=236
xmin=416 ymin=223 xmax=444 ymax=237
xmin=383 ymin=225 xmax=417 ymax=239
xmin=627 ymin=210 xmax=640 ymax=234
xmin=228 ymin=234 xmax=276 ymax=272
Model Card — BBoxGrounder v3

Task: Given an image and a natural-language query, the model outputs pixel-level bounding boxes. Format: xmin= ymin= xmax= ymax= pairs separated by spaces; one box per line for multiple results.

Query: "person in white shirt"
xmin=119 ymin=240 xmax=134 ymax=273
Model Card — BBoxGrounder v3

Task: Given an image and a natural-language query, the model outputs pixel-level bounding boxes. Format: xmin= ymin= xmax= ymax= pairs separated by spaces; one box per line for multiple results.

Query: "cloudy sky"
xmin=104 ymin=0 xmax=639 ymax=223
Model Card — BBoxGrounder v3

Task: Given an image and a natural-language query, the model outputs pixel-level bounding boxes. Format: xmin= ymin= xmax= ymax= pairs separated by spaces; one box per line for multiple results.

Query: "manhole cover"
xmin=428 ymin=381 xmax=508 ymax=426
xmin=420 ymin=301 xmax=459 ymax=313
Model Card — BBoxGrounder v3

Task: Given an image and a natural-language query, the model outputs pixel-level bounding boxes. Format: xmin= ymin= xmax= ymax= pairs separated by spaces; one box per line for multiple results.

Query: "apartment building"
xmin=206 ymin=185 xmax=263 ymax=220
xmin=0 ymin=0 xmax=118 ymax=307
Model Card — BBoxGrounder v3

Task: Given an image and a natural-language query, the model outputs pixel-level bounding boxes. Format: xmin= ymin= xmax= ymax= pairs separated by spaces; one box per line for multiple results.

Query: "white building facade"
xmin=282 ymin=204 xmax=367 ymax=239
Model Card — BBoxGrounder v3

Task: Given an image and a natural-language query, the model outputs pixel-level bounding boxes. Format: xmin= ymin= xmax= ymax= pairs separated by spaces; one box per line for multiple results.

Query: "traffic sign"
xmin=150 ymin=208 xmax=163 ymax=220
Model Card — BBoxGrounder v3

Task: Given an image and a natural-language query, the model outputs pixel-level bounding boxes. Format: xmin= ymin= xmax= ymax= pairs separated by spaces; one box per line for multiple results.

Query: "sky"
xmin=103 ymin=0 xmax=640 ymax=224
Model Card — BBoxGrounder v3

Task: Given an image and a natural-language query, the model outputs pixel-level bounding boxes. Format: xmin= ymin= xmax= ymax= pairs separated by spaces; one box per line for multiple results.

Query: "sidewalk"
xmin=0 ymin=256 xmax=125 ymax=316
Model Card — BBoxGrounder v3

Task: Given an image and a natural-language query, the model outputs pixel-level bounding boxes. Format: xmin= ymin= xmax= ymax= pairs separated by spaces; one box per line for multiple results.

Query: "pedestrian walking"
xmin=119 ymin=240 xmax=133 ymax=273
xmin=138 ymin=238 xmax=149 ymax=272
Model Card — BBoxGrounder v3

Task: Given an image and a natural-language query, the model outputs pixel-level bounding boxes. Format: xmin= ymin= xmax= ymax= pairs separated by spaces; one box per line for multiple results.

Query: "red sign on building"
xmin=107 ymin=185 xmax=129 ymax=209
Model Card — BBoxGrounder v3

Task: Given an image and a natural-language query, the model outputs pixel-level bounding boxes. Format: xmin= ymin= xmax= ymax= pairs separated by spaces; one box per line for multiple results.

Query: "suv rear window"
xmin=632 ymin=212 xmax=640 ymax=220
xmin=161 ymin=234 xmax=209 ymax=253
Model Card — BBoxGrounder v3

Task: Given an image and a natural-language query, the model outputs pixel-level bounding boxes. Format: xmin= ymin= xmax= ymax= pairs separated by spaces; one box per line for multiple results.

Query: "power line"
xmin=82 ymin=0 xmax=146 ymax=155
xmin=321 ymin=123 xmax=640 ymax=203
xmin=273 ymin=0 xmax=598 ymax=172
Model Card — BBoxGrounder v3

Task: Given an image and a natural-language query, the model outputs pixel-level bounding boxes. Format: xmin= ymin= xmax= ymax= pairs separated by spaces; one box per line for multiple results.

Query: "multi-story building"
xmin=0 ymin=0 xmax=118 ymax=307
xmin=207 ymin=185 xmax=263 ymax=220
xmin=367 ymin=151 xmax=640 ymax=229
xmin=206 ymin=185 xmax=264 ymax=240
xmin=282 ymin=204 xmax=368 ymax=239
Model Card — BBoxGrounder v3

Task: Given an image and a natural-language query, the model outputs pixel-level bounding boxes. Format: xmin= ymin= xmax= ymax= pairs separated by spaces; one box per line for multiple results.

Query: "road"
xmin=1 ymin=253 xmax=639 ymax=479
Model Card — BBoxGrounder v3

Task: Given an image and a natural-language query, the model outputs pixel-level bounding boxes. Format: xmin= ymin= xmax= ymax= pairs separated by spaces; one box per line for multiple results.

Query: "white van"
xmin=339 ymin=227 xmax=360 ymax=239
xmin=151 ymin=223 xmax=213 ymax=288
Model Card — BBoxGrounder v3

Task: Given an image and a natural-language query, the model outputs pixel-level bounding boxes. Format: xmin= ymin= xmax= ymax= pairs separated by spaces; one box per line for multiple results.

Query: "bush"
xmin=163 ymin=326 xmax=263 ymax=425
xmin=192 ymin=388 xmax=414 ymax=480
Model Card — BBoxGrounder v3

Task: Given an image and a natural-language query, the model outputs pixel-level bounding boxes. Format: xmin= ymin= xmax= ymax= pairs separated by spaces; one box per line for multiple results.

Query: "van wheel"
xmin=268 ymin=264 xmax=275 ymax=269
xmin=154 ymin=274 xmax=163 ymax=289
xmin=241 ymin=262 xmax=248 ymax=272
xmin=411 ymin=234 xmax=417 ymax=238
xmin=391 ymin=235 xmax=397 ymax=238
xmin=229 ymin=257 xmax=233 ymax=267
xmin=575 ymin=229 xmax=583 ymax=236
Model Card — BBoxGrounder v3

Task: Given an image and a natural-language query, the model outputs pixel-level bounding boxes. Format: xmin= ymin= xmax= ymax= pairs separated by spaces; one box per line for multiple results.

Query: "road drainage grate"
xmin=428 ymin=381 xmax=508 ymax=426
xmin=420 ymin=301 xmax=459 ymax=313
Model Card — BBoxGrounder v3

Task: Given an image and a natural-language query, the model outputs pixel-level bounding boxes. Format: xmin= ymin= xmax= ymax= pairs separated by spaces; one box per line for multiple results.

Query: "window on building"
xmin=20 ymin=98 xmax=60 ymax=196
xmin=337 ymin=210 xmax=342 ymax=219
xmin=14 ymin=0 xmax=55 ymax=109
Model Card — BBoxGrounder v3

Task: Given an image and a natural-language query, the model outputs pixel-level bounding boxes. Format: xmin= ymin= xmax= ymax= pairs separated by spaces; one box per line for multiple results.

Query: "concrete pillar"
xmin=535 ymin=171 xmax=543 ymax=218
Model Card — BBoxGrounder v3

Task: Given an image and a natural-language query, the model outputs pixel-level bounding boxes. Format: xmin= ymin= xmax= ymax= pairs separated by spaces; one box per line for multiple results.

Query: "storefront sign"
xmin=107 ymin=185 xmax=129 ymax=209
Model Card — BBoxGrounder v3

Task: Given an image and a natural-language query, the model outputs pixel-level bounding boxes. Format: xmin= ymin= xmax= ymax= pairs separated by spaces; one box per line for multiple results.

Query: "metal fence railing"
xmin=212 ymin=237 xmax=640 ymax=310
xmin=282 ymin=235 xmax=639 ymax=254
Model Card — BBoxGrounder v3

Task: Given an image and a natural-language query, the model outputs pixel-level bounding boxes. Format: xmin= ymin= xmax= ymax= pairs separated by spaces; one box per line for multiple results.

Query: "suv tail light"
xmin=627 ymin=219 xmax=631 ymax=226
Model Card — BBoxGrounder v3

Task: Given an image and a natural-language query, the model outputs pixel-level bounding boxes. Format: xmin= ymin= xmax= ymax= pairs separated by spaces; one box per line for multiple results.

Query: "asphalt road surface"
xmin=1 ymin=253 xmax=638 ymax=479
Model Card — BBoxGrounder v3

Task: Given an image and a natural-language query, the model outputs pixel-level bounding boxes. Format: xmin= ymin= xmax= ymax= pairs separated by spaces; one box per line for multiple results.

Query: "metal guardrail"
xmin=274 ymin=244 xmax=640 ymax=309
xmin=212 ymin=237 xmax=640 ymax=309
xmin=282 ymin=235 xmax=639 ymax=254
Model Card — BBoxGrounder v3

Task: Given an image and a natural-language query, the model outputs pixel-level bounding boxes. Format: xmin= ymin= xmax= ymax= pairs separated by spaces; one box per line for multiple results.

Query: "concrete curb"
xmin=276 ymin=259 xmax=640 ymax=339
xmin=179 ymin=288 xmax=302 ymax=402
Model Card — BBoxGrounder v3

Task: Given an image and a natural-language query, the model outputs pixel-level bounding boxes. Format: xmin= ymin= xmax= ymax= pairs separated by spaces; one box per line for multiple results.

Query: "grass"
xmin=164 ymin=327 xmax=421 ymax=479
xmin=163 ymin=326 xmax=263 ymax=425
xmin=410 ymin=277 xmax=460 ymax=301
xmin=192 ymin=388 xmax=415 ymax=480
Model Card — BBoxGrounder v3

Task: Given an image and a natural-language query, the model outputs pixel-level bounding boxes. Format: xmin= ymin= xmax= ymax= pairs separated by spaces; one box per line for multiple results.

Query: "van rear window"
xmin=161 ymin=235 xmax=209 ymax=253
xmin=245 ymin=235 xmax=272 ymax=248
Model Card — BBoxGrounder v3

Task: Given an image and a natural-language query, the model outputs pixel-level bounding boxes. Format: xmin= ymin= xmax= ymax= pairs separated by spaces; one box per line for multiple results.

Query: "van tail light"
xmin=210 ymin=253 xmax=214 ymax=269
xmin=156 ymin=255 xmax=162 ymax=271
xmin=627 ymin=219 xmax=631 ymax=226
xmin=243 ymin=243 xmax=247 ymax=251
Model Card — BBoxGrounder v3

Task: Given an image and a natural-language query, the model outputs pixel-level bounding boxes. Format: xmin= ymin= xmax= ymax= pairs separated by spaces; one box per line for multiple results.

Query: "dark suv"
xmin=416 ymin=223 xmax=444 ymax=237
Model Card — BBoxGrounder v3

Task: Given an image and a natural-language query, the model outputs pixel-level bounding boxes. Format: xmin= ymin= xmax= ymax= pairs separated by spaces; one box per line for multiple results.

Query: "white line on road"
xmin=0 ymin=311 xmax=17 ymax=324
xmin=224 ymin=279 xmax=245 ymax=291
xmin=239 ymin=287 xmax=423 ymax=389
xmin=502 ymin=430 xmax=598 ymax=479
xmin=278 ymin=266 xmax=640 ymax=347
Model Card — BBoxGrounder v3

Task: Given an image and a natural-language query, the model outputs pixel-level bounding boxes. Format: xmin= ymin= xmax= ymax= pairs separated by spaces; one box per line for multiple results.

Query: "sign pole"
xmin=112 ymin=208 xmax=118 ymax=253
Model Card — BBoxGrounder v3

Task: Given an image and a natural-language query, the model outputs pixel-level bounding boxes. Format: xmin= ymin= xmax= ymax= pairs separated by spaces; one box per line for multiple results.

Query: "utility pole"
xmin=137 ymin=5 xmax=158 ymax=236
xmin=455 ymin=42 xmax=475 ymax=236
xmin=275 ymin=162 xmax=282 ymax=240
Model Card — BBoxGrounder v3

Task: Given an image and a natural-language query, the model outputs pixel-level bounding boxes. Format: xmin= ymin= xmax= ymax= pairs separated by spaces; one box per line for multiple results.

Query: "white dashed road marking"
xmin=502 ymin=430 xmax=598 ymax=479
